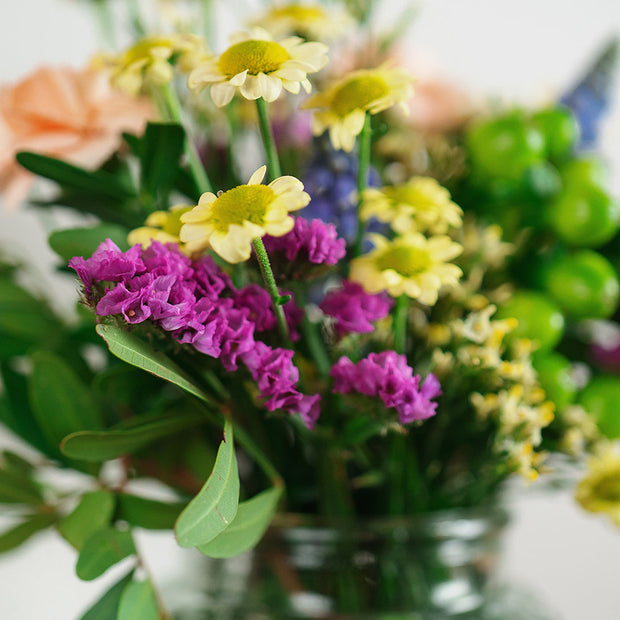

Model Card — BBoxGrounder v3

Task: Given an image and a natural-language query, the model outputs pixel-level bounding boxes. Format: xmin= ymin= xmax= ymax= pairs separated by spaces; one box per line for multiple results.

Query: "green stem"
xmin=126 ymin=0 xmax=146 ymax=37
xmin=353 ymin=113 xmax=372 ymax=257
xmin=252 ymin=238 xmax=291 ymax=346
xmin=301 ymin=317 xmax=331 ymax=379
xmin=255 ymin=98 xmax=282 ymax=180
xmin=200 ymin=0 xmax=215 ymax=48
xmin=93 ymin=0 xmax=115 ymax=49
xmin=394 ymin=294 xmax=409 ymax=354
xmin=159 ymin=82 xmax=213 ymax=195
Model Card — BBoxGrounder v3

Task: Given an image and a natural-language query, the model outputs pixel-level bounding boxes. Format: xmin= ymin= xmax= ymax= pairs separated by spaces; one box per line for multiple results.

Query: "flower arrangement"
xmin=1 ymin=0 xmax=619 ymax=617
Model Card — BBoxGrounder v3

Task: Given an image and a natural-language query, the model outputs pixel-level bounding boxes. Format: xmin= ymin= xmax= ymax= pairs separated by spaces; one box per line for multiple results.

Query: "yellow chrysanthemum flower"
xmin=188 ymin=28 xmax=328 ymax=107
xmin=349 ymin=233 xmax=462 ymax=305
xmin=179 ymin=166 xmax=310 ymax=263
xmin=361 ymin=177 xmax=463 ymax=235
xmin=128 ymin=205 xmax=194 ymax=254
xmin=251 ymin=3 xmax=354 ymax=41
xmin=303 ymin=66 xmax=414 ymax=152
xmin=576 ymin=449 xmax=620 ymax=525
xmin=97 ymin=34 xmax=211 ymax=95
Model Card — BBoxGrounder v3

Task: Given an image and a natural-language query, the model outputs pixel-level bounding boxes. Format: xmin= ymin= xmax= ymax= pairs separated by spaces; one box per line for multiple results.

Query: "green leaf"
xmin=140 ymin=123 xmax=185 ymax=201
xmin=340 ymin=417 xmax=386 ymax=447
xmin=49 ymin=225 xmax=130 ymax=263
xmin=0 ymin=467 xmax=43 ymax=505
xmin=0 ymin=513 xmax=57 ymax=553
xmin=2 ymin=451 xmax=34 ymax=475
xmin=96 ymin=324 xmax=213 ymax=405
xmin=76 ymin=527 xmax=136 ymax=581
xmin=60 ymin=413 xmax=203 ymax=462
xmin=80 ymin=570 xmax=134 ymax=620
xmin=16 ymin=152 xmax=136 ymax=201
xmin=175 ymin=420 xmax=239 ymax=548
xmin=118 ymin=580 xmax=160 ymax=620
xmin=116 ymin=493 xmax=185 ymax=530
xmin=29 ymin=351 xmax=103 ymax=456
xmin=0 ymin=364 xmax=49 ymax=455
xmin=57 ymin=491 xmax=116 ymax=550
xmin=198 ymin=486 xmax=281 ymax=558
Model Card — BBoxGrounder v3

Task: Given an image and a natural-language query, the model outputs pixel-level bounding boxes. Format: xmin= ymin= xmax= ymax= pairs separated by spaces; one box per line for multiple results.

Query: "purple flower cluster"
xmin=320 ymin=280 xmax=393 ymax=337
xmin=263 ymin=217 xmax=346 ymax=266
xmin=330 ymin=351 xmax=441 ymax=424
xmin=69 ymin=240 xmax=319 ymax=427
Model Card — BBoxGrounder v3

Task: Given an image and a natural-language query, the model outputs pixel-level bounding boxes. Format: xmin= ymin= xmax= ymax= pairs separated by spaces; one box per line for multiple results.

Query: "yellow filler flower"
xmin=304 ymin=66 xmax=414 ymax=152
xmin=576 ymin=449 xmax=620 ymax=525
xmin=349 ymin=233 xmax=462 ymax=305
xmin=251 ymin=3 xmax=354 ymax=41
xmin=97 ymin=34 xmax=210 ymax=95
xmin=361 ymin=176 xmax=463 ymax=235
xmin=188 ymin=28 xmax=328 ymax=107
xmin=179 ymin=166 xmax=310 ymax=263
xmin=128 ymin=205 xmax=194 ymax=254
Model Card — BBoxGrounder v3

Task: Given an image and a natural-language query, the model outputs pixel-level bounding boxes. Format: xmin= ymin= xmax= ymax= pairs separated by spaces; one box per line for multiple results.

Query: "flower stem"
xmin=354 ymin=112 xmax=372 ymax=257
xmin=256 ymin=98 xmax=282 ymax=180
xmin=93 ymin=0 xmax=115 ymax=49
xmin=252 ymin=237 xmax=291 ymax=346
xmin=159 ymin=82 xmax=213 ymax=195
xmin=394 ymin=294 xmax=409 ymax=354
xmin=126 ymin=0 xmax=146 ymax=37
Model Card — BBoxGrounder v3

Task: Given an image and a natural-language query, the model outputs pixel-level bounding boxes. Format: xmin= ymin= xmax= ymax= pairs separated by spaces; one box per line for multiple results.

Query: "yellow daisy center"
xmin=331 ymin=75 xmax=390 ymax=116
xmin=270 ymin=6 xmax=325 ymax=21
xmin=375 ymin=245 xmax=431 ymax=276
xmin=218 ymin=40 xmax=290 ymax=77
xmin=209 ymin=185 xmax=275 ymax=231
xmin=385 ymin=186 xmax=440 ymax=212
xmin=593 ymin=474 xmax=620 ymax=502
xmin=122 ymin=37 xmax=174 ymax=64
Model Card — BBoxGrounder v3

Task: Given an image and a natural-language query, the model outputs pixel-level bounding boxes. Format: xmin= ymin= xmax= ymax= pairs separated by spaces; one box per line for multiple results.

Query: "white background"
xmin=1 ymin=0 xmax=620 ymax=618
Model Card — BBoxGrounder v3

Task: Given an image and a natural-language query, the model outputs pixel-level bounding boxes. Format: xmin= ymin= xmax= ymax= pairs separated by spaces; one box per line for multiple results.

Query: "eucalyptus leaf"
xmin=96 ymin=324 xmax=214 ymax=405
xmin=29 ymin=351 xmax=103 ymax=455
xmin=116 ymin=493 xmax=185 ymax=530
xmin=0 ymin=513 xmax=57 ymax=554
xmin=58 ymin=491 xmax=116 ymax=550
xmin=16 ymin=152 xmax=136 ymax=201
xmin=49 ymin=225 xmax=130 ymax=263
xmin=80 ymin=570 xmax=134 ymax=620
xmin=60 ymin=413 xmax=204 ymax=462
xmin=118 ymin=580 xmax=160 ymax=620
xmin=76 ymin=527 xmax=136 ymax=581
xmin=198 ymin=486 xmax=282 ymax=558
xmin=175 ymin=420 xmax=239 ymax=548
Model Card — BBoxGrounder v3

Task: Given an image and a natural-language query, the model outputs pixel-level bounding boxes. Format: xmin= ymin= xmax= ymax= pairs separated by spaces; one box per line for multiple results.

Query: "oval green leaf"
xmin=80 ymin=570 xmax=134 ymax=620
xmin=57 ymin=490 xmax=116 ymax=550
xmin=175 ymin=420 xmax=239 ymax=548
xmin=198 ymin=486 xmax=282 ymax=558
xmin=49 ymin=225 xmax=130 ymax=263
xmin=96 ymin=324 xmax=214 ymax=405
xmin=29 ymin=351 xmax=103 ymax=455
xmin=61 ymin=413 xmax=203 ymax=462
xmin=0 ymin=467 xmax=43 ymax=505
xmin=0 ymin=513 xmax=57 ymax=554
xmin=76 ymin=527 xmax=136 ymax=581
xmin=118 ymin=580 xmax=160 ymax=620
xmin=116 ymin=493 xmax=185 ymax=530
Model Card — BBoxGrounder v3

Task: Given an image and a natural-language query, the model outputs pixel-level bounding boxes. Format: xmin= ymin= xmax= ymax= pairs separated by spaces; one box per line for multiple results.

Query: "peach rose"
xmin=0 ymin=65 xmax=154 ymax=208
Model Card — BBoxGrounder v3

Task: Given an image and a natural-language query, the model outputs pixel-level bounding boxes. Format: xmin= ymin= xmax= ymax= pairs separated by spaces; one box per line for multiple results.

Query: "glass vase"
xmin=171 ymin=507 xmax=559 ymax=619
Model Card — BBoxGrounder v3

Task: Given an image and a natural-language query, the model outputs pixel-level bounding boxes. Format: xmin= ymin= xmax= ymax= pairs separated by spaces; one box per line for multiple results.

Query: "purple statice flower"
xmin=233 ymin=284 xmax=303 ymax=341
xmin=263 ymin=217 xmax=346 ymax=266
xmin=242 ymin=342 xmax=321 ymax=429
xmin=330 ymin=351 xmax=441 ymax=424
xmin=71 ymin=240 xmax=319 ymax=428
xmin=320 ymin=280 xmax=393 ymax=336
xmin=69 ymin=239 xmax=145 ymax=295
